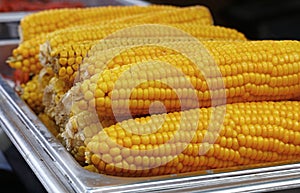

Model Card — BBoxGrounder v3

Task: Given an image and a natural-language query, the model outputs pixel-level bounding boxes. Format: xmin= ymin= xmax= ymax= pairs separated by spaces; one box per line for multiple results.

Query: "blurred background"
xmin=0 ymin=0 xmax=299 ymax=40
xmin=147 ymin=0 xmax=300 ymax=40
xmin=0 ymin=0 xmax=300 ymax=40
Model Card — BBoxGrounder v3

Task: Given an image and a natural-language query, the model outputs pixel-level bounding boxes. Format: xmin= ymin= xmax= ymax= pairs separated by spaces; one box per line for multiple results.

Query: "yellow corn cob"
xmin=8 ymin=6 xmax=214 ymax=75
xmin=84 ymin=101 xmax=300 ymax=176
xmin=20 ymin=67 xmax=53 ymax=113
xmin=43 ymin=43 xmax=188 ymax=132
xmin=44 ymin=24 xmax=246 ymax=86
xmin=73 ymin=100 xmax=300 ymax=176
xmin=127 ymin=5 xmax=212 ymax=25
xmin=8 ymin=34 xmax=45 ymax=74
xmin=20 ymin=5 xmax=180 ymax=41
xmin=45 ymin=23 xmax=245 ymax=59
xmin=45 ymin=39 xmax=183 ymax=98
xmin=61 ymin=40 xmax=300 ymax=128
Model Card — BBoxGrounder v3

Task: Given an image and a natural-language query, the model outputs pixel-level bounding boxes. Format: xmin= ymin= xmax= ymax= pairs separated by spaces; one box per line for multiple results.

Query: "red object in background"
xmin=12 ymin=69 xmax=29 ymax=86
xmin=0 ymin=0 xmax=84 ymax=12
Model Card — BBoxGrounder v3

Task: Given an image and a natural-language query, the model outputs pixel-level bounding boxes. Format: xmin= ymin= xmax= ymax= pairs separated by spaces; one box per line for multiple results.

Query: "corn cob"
xmin=20 ymin=5 xmax=180 ymax=41
xmin=45 ymin=24 xmax=246 ymax=83
xmin=96 ymin=6 xmax=213 ymax=27
xmin=45 ymin=24 xmax=246 ymax=86
xmin=20 ymin=67 xmax=53 ymax=113
xmin=44 ymin=43 xmax=189 ymax=131
xmin=83 ymin=101 xmax=300 ymax=176
xmin=60 ymin=40 xmax=300 ymax=128
xmin=43 ymin=39 xmax=186 ymax=113
xmin=9 ymin=6 xmax=213 ymax=75
xmin=45 ymin=23 xmax=245 ymax=60
xmin=8 ymin=34 xmax=45 ymax=74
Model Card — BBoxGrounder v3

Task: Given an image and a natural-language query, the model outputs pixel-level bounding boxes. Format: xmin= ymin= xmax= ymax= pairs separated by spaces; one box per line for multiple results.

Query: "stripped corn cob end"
xmin=38 ymin=113 xmax=59 ymax=137
xmin=43 ymin=76 xmax=69 ymax=123
xmin=20 ymin=68 xmax=53 ymax=113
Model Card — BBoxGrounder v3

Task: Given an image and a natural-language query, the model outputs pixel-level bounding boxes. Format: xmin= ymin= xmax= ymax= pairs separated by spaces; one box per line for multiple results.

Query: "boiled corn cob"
xmin=20 ymin=5 xmax=180 ymax=41
xmin=45 ymin=24 xmax=246 ymax=86
xmin=45 ymin=23 xmax=244 ymax=56
xmin=8 ymin=34 xmax=45 ymax=74
xmin=60 ymin=40 xmax=300 ymax=128
xmin=117 ymin=5 xmax=213 ymax=25
xmin=9 ymin=6 xmax=213 ymax=75
xmin=44 ymin=43 xmax=190 ymax=129
xmin=84 ymin=101 xmax=300 ymax=176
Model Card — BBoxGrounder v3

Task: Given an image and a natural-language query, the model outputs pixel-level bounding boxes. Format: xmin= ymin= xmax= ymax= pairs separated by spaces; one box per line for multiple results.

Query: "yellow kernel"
xmin=68 ymin=50 xmax=75 ymax=57
xmin=121 ymin=148 xmax=130 ymax=159
xmin=98 ymin=83 xmax=108 ymax=93
xmin=245 ymin=135 xmax=253 ymax=148
xmin=66 ymin=66 xmax=73 ymax=75
xmin=14 ymin=61 xmax=22 ymax=69
xmin=76 ymin=56 xmax=83 ymax=64
xmin=21 ymin=49 xmax=29 ymax=58
xmin=94 ymin=89 xmax=105 ymax=98
xmin=141 ymin=135 xmax=150 ymax=145
xmin=109 ymin=147 xmax=121 ymax=157
xmin=132 ymin=135 xmax=141 ymax=145
xmin=91 ymin=154 xmax=101 ymax=165
xmin=84 ymin=90 xmax=94 ymax=101
xmin=58 ymin=58 xmax=68 ymax=66
xmin=60 ymin=50 xmax=68 ymax=58
xmin=102 ymin=154 xmax=113 ymax=163
xmin=99 ymin=142 xmax=109 ymax=154
xmin=156 ymin=133 xmax=164 ymax=144
xmin=239 ymin=147 xmax=247 ymax=157
xmin=220 ymin=136 xmax=227 ymax=147
xmin=23 ymin=59 xmax=30 ymax=67
xmin=123 ymin=137 xmax=132 ymax=148
xmin=237 ymin=134 xmax=246 ymax=146
xmin=68 ymin=58 xmax=75 ymax=66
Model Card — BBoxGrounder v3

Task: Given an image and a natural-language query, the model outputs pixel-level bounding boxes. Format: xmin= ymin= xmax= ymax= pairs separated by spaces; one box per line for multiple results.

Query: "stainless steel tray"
xmin=1 ymin=11 xmax=300 ymax=193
